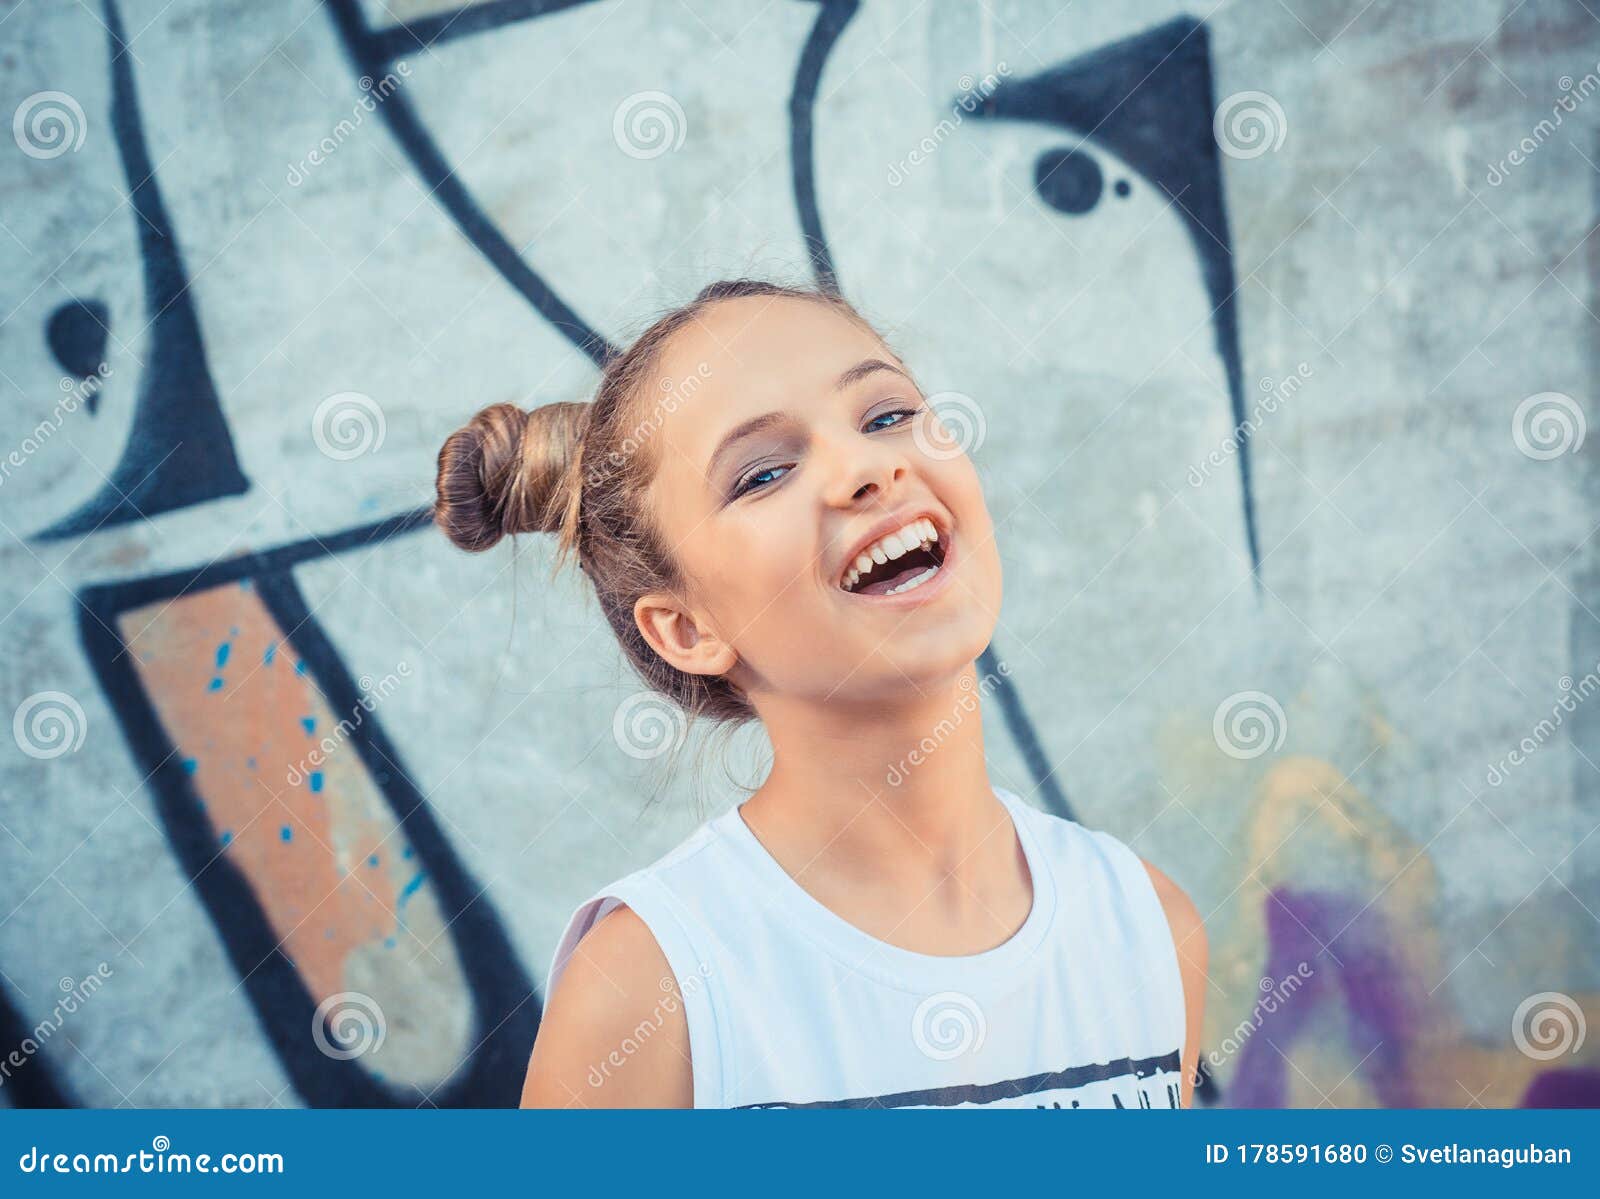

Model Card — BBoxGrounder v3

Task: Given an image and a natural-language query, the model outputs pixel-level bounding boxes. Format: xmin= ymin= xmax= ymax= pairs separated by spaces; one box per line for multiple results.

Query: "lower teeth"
xmin=886 ymin=565 xmax=939 ymax=595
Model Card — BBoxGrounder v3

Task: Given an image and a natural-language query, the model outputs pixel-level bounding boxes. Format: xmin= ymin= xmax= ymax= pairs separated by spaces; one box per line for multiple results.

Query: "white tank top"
xmin=546 ymin=785 xmax=1187 ymax=1108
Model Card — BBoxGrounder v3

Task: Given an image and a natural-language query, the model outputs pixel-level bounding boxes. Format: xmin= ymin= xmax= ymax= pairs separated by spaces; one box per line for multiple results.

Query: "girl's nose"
xmin=820 ymin=435 xmax=908 ymax=510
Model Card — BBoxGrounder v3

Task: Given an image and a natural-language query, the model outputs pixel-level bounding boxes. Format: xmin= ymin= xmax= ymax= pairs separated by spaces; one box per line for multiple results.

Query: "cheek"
xmin=684 ymin=515 xmax=820 ymax=629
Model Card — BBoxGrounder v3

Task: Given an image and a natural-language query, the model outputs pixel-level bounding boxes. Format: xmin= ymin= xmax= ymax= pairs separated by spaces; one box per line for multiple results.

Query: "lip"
xmin=834 ymin=509 xmax=955 ymax=604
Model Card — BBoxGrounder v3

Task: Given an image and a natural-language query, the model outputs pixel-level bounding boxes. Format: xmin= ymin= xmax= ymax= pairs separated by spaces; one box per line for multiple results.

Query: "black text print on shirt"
xmin=737 ymin=1050 xmax=1183 ymax=1110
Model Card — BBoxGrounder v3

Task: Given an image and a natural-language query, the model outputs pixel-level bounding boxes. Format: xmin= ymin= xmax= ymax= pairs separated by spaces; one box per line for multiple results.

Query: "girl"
xmin=434 ymin=280 xmax=1207 ymax=1109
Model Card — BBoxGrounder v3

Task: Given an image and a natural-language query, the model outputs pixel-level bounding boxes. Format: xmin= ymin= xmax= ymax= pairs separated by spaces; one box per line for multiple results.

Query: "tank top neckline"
xmin=707 ymin=784 xmax=1059 ymax=995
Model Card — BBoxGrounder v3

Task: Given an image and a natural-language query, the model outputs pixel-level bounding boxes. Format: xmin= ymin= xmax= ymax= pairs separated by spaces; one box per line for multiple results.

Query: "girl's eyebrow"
xmin=706 ymin=411 xmax=790 ymax=479
xmin=833 ymin=357 xmax=909 ymax=391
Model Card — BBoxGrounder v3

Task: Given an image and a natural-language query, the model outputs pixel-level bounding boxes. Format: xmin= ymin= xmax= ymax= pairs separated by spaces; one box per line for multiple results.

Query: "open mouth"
xmin=839 ymin=517 xmax=949 ymax=598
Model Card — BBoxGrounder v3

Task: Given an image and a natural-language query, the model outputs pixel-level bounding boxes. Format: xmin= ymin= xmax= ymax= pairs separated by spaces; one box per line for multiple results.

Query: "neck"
xmin=743 ymin=661 xmax=1008 ymax=888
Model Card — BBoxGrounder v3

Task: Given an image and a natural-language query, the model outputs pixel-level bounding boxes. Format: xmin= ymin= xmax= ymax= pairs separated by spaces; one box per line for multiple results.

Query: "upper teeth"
xmin=842 ymin=518 xmax=940 ymax=591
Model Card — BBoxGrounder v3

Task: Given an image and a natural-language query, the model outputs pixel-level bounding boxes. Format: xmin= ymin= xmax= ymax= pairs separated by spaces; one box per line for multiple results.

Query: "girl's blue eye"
xmin=866 ymin=406 xmax=919 ymax=432
xmin=734 ymin=464 xmax=789 ymax=496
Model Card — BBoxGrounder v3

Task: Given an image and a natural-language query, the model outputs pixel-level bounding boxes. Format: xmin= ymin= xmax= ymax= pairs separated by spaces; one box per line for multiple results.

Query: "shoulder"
xmin=1139 ymin=858 xmax=1208 ymax=1107
xmin=521 ymin=903 xmax=693 ymax=1108
xmin=1140 ymin=859 xmax=1207 ymax=960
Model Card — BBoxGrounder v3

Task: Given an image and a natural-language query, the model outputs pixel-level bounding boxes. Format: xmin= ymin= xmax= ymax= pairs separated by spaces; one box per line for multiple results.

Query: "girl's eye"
xmin=865 ymin=405 xmax=921 ymax=433
xmin=733 ymin=463 xmax=790 ymax=497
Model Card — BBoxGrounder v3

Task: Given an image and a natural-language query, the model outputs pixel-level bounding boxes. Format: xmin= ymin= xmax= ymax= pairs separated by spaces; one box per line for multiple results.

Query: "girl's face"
xmin=635 ymin=296 xmax=1003 ymax=712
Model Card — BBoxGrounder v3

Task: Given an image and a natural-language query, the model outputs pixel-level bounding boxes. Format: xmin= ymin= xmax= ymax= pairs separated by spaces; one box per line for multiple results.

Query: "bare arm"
xmin=1142 ymin=859 xmax=1208 ymax=1108
xmin=520 ymin=904 xmax=694 ymax=1108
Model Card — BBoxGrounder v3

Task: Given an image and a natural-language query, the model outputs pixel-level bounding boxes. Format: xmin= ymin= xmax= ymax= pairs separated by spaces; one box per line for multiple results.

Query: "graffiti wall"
xmin=1 ymin=0 xmax=1597 ymax=1108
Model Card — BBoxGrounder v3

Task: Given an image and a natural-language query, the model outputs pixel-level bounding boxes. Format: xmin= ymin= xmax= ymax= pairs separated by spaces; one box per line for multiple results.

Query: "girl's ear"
xmin=634 ymin=592 xmax=738 ymax=678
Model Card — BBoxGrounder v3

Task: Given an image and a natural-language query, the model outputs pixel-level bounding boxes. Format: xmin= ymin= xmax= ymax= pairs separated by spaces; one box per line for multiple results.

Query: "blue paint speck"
xmin=402 ymin=846 xmax=414 ymax=860
xmin=220 ymin=830 xmax=234 ymax=846
xmin=181 ymin=758 xmax=198 ymax=775
xmin=263 ymin=643 xmax=277 ymax=665
xmin=398 ymin=869 xmax=427 ymax=907
xmin=294 ymin=660 xmax=308 ymax=676
xmin=215 ymin=641 xmax=231 ymax=669
xmin=208 ymin=677 xmax=223 ymax=692
xmin=300 ymin=716 xmax=316 ymax=735
xmin=280 ymin=825 xmax=293 ymax=842
xmin=368 ymin=853 xmax=380 ymax=867
xmin=309 ymin=772 xmax=324 ymax=793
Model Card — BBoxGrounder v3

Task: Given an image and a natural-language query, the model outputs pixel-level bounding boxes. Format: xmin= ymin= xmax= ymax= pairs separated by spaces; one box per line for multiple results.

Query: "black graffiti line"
xmin=362 ymin=0 xmax=595 ymax=60
xmin=791 ymin=0 xmax=857 ymax=292
xmin=736 ymin=1049 xmax=1183 ymax=1109
xmin=324 ymin=0 xmax=615 ymax=365
xmin=36 ymin=0 xmax=249 ymax=541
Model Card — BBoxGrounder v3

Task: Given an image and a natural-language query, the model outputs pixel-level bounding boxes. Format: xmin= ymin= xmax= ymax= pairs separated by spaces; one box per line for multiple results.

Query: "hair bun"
xmin=434 ymin=400 xmax=588 ymax=552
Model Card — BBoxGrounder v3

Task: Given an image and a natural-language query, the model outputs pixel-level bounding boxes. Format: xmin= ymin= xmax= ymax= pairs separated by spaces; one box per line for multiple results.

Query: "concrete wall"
xmin=1 ymin=0 xmax=1597 ymax=1107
